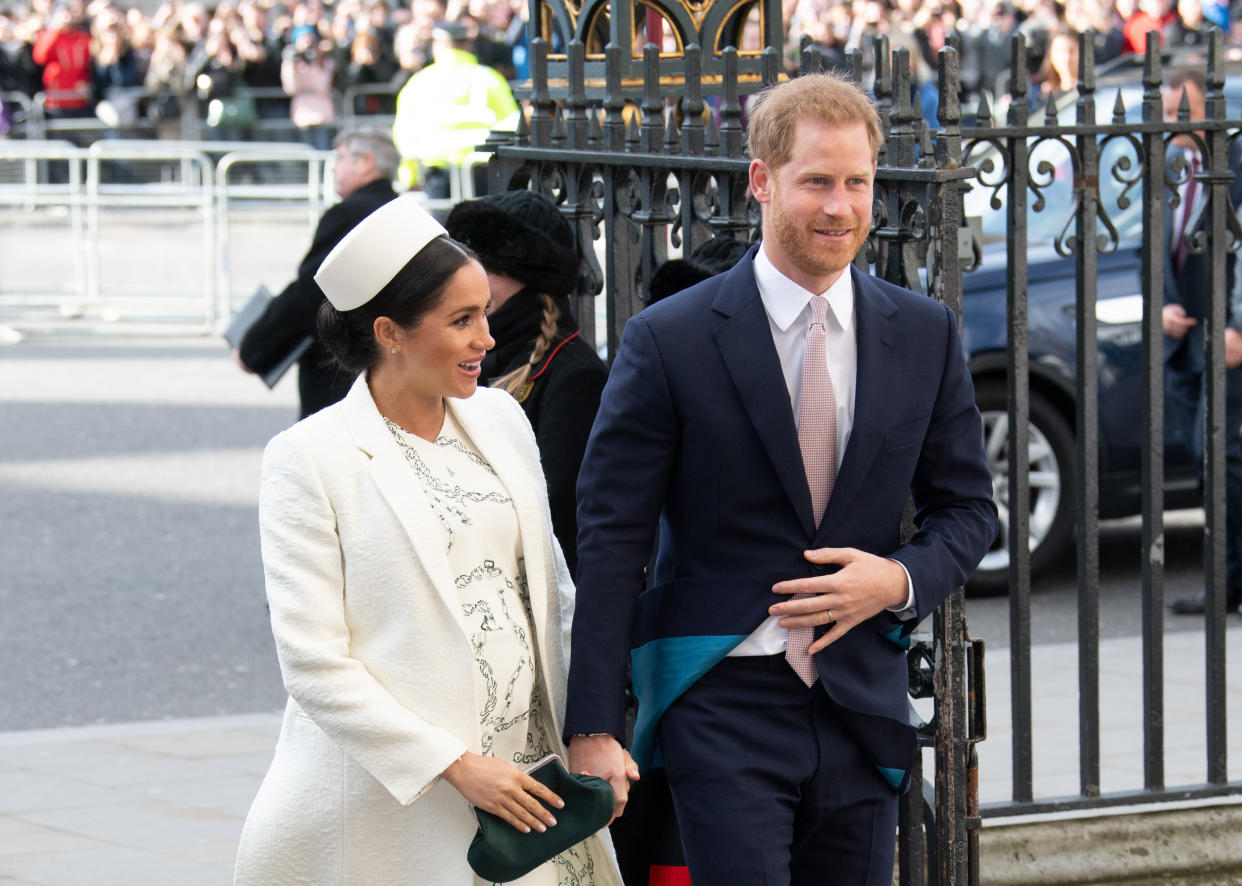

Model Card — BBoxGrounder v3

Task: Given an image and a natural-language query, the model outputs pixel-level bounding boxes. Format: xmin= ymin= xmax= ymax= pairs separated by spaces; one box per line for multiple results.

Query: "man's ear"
xmin=749 ymin=158 xmax=773 ymax=205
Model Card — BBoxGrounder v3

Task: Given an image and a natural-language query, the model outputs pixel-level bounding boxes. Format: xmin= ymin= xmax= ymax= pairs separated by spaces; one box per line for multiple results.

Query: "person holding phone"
xmin=234 ymin=196 xmax=624 ymax=886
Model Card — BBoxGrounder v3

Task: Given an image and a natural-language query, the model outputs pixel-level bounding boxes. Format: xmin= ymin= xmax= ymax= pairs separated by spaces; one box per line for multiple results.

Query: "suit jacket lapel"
xmin=342 ymin=375 xmax=469 ymax=638
xmin=711 ymin=253 xmax=817 ymax=537
xmin=817 ymin=269 xmax=900 ymax=538
xmin=450 ymin=394 xmax=552 ymax=660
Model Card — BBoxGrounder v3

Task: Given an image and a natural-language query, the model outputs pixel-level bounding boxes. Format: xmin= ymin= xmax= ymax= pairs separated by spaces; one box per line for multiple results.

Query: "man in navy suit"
xmin=1160 ymin=68 xmax=1242 ymax=617
xmin=565 ymin=73 xmax=997 ymax=884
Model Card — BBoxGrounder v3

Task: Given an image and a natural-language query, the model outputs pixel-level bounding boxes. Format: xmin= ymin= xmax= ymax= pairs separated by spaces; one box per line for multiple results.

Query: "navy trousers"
xmin=1166 ymin=360 xmax=1242 ymax=595
xmin=657 ymin=654 xmax=898 ymax=886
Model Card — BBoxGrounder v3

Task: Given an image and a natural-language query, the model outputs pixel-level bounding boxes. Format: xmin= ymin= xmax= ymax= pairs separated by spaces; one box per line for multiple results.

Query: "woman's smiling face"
xmin=391 ymin=260 xmax=495 ymax=404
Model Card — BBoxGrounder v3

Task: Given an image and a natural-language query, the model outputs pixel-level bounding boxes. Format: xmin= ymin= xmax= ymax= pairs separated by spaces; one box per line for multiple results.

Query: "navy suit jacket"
xmin=565 ymin=249 xmax=998 ymax=790
xmin=1163 ymin=139 xmax=1242 ymax=376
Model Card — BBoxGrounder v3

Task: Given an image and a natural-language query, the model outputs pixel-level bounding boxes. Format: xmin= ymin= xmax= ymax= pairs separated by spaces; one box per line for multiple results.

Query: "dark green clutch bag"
xmin=467 ymin=754 xmax=614 ymax=883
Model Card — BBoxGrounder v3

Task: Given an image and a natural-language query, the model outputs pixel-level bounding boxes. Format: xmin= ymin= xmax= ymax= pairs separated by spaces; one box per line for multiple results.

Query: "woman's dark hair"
xmin=316 ymin=235 xmax=475 ymax=374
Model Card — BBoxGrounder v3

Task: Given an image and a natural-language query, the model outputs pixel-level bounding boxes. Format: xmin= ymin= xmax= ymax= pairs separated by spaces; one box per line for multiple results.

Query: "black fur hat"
xmin=648 ymin=234 xmax=753 ymax=303
xmin=445 ymin=190 xmax=580 ymax=298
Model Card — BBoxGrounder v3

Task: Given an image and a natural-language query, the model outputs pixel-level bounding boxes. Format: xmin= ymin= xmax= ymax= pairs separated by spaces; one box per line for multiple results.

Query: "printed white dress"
xmin=387 ymin=411 xmax=598 ymax=886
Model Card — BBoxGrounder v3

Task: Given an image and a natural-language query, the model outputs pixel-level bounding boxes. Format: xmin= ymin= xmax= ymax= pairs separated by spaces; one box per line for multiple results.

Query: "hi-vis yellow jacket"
xmin=392 ymin=49 xmax=520 ymax=188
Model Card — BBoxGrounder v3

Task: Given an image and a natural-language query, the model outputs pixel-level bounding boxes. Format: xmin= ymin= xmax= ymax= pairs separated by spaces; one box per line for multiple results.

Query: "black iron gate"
xmin=961 ymin=29 xmax=1242 ymax=818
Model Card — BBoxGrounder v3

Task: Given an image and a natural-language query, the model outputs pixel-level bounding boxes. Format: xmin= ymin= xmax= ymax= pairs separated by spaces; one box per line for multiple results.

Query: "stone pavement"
xmin=0 ymin=713 xmax=279 ymax=885
xmin=1 ymin=626 xmax=1238 ymax=885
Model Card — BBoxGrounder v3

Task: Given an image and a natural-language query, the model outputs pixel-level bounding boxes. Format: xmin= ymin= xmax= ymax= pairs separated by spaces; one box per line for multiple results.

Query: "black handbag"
xmin=467 ymin=754 xmax=614 ymax=883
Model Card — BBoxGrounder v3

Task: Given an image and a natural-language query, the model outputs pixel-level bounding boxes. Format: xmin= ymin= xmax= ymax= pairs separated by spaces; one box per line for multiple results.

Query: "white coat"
xmin=235 ymin=374 xmax=622 ymax=885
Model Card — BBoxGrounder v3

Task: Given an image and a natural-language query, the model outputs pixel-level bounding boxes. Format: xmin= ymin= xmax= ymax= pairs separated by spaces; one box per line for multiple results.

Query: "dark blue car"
xmin=958 ymin=63 xmax=1240 ymax=592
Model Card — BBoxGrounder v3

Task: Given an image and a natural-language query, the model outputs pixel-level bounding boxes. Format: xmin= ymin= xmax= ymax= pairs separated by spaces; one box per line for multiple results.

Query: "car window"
xmin=964 ymin=74 xmax=1242 ymax=249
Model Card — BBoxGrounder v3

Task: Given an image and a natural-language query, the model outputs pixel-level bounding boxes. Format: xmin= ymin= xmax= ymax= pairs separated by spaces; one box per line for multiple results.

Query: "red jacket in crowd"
xmin=32 ymin=27 xmax=91 ymax=110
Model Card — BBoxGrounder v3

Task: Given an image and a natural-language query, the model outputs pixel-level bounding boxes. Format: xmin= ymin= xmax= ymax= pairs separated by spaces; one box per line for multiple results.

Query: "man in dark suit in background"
xmin=564 ymin=73 xmax=997 ymax=885
xmin=1161 ymin=68 xmax=1242 ymax=616
xmin=234 ymin=127 xmax=398 ymax=418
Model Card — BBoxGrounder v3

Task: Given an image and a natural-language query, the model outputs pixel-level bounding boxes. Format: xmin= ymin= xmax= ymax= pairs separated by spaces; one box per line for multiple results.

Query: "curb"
xmin=978 ymin=803 xmax=1242 ymax=884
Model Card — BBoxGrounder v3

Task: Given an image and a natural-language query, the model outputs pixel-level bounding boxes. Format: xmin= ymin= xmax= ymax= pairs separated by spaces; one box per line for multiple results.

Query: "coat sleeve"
xmin=564 ymin=315 xmax=679 ymax=741
xmin=889 ymin=302 xmax=999 ymax=625
xmin=259 ymin=430 xmax=469 ymax=806
xmin=1228 ymin=141 xmax=1242 ymax=333
xmin=30 ymin=29 xmax=56 ymax=66
xmin=238 ymin=202 xmax=353 ymax=375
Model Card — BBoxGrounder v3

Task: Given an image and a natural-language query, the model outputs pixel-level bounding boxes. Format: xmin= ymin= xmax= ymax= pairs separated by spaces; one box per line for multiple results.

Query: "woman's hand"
xmin=441 ymin=752 xmax=564 ymax=834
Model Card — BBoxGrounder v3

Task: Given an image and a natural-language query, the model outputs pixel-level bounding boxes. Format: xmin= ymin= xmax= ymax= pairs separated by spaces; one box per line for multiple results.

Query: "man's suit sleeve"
xmin=889 ymin=302 xmax=998 ymax=624
xmin=238 ymin=202 xmax=357 ymax=375
xmin=564 ymin=315 xmax=678 ymax=742
xmin=1227 ymin=141 xmax=1242 ymax=332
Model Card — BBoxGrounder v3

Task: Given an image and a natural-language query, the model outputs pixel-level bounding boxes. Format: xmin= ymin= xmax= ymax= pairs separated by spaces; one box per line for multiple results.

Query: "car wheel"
xmin=968 ymin=380 xmax=1076 ymax=596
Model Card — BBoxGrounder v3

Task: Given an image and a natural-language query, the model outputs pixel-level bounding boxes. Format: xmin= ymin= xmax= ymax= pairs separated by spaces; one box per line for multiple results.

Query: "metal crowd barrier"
xmin=215 ymin=146 xmax=332 ymax=323
xmin=0 ymin=138 xmax=471 ymax=334
xmin=0 ymin=140 xmax=336 ymax=332
xmin=0 ymin=140 xmax=87 ymax=305
xmin=1 ymin=83 xmax=406 ymax=147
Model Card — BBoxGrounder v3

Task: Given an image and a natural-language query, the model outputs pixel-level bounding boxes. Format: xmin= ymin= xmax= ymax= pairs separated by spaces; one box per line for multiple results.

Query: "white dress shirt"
xmin=728 ymin=245 xmax=914 ymax=658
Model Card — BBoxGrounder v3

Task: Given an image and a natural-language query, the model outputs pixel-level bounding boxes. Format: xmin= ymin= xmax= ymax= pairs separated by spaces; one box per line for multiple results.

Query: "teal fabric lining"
xmin=876 ymin=764 xmax=906 ymax=790
xmin=628 ymin=634 xmax=748 ymax=771
xmin=883 ymin=624 xmax=912 ymax=649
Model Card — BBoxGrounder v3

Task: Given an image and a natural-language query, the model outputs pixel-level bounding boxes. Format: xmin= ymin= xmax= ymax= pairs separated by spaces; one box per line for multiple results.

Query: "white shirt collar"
xmin=754 ymin=243 xmax=856 ymax=334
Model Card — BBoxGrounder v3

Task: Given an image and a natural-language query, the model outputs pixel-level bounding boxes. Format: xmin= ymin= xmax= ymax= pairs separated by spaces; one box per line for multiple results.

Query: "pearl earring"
xmin=391 ymin=347 xmax=398 ymax=354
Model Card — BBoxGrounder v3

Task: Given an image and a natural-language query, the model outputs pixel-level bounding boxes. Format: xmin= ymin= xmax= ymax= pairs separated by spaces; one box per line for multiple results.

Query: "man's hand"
xmin=1226 ymin=327 xmax=1242 ymax=369
xmin=1163 ymin=304 xmax=1197 ymax=340
xmin=568 ymin=734 xmax=638 ymax=822
xmin=231 ymin=347 xmax=254 ymax=373
xmin=770 ymin=548 xmax=909 ymax=655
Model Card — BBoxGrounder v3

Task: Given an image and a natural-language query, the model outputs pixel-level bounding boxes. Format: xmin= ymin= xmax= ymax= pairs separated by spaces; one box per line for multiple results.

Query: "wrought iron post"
xmin=1202 ymin=30 xmax=1231 ymax=786
xmin=1073 ymin=28 xmax=1102 ymax=801
xmin=1002 ymin=33 xmax=1035 ymax=806
xmin=1139 ymin=29 xmax=1167 ymax=793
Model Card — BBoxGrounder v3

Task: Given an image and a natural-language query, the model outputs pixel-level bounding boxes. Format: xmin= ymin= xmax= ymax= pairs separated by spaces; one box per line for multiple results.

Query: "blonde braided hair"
xmin=494 ymin=292 xmax=562 ymax=402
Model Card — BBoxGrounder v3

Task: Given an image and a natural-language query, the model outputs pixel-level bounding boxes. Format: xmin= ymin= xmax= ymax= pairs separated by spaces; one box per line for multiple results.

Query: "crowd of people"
xmin=1 ymin=0 xmax=1240 ymax=140
xmin=0 ymin=0 xmax=527 ymax=137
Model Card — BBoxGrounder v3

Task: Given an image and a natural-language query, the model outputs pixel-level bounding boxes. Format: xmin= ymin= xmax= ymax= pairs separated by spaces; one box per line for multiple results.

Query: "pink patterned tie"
xmin=787 ymin=295 xmax=837 ymax=687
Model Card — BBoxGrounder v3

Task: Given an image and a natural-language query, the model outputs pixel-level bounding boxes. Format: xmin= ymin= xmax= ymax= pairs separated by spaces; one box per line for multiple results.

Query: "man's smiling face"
xmin=751 ymin=119 xmax=875 ymax=293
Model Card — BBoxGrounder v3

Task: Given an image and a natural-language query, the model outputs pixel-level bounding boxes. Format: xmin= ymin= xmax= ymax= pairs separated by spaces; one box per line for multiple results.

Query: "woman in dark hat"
xmin=446 ymin=189 xmax=608 ymax=575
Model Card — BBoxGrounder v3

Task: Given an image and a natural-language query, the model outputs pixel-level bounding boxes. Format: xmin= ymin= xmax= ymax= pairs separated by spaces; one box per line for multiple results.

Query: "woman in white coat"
xmin=234 ymin=195 xmax=626 ymax=886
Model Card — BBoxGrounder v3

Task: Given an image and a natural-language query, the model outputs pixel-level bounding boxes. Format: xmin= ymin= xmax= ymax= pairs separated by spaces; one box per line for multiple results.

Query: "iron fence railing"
xmin=959 ymin=29 xmax=1241 ymax=819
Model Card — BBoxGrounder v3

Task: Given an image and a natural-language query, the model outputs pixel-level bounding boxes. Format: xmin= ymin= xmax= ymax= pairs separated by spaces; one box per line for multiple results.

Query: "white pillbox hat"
xmin=314 ymin=194 xmax=448 ymax=312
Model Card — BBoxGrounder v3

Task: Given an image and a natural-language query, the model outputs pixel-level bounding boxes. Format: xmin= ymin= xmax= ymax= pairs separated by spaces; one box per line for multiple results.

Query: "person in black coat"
xmin=445 ymin=188 xmax=607 ymax=575
xmin=235 ymin=127 xmax=399 ymax=419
